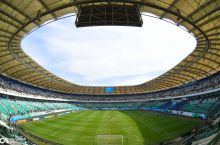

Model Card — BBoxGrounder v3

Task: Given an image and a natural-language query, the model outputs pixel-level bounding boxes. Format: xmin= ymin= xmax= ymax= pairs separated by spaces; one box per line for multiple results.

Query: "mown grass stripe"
xmin=20 ymin=110 xmax=203 ymax=145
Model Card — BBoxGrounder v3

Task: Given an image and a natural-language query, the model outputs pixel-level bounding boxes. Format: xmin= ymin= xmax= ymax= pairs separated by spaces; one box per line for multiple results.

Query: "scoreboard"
xmin=104 ymin=87 xmax=114 ymax=93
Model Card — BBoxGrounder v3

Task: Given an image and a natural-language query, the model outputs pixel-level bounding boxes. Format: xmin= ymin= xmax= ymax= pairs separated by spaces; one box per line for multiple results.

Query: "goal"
xmin=96 ymin=135 xmax=123 ymax=145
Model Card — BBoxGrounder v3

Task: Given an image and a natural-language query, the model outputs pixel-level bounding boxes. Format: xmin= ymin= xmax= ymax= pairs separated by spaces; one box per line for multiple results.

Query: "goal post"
xmin=96 ymin=135 xmax=123 ymax=145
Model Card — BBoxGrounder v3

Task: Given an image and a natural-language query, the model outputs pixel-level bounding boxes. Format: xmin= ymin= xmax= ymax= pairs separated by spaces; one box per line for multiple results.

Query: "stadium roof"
xmin=0 ymin=0 xmax=219 ymax=95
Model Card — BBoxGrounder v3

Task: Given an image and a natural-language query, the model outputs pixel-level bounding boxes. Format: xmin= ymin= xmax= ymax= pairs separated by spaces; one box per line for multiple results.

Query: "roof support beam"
xmin=190 ymin=14 xmax=220 ymax=32
xmin=36 ymin=81 xmax=64 ymax=91
xmin=0 ymin=56 xmax=26 ymax=66
xmin=0 ymin=17 xmax=28 ymax=33
xmin=191 ymin=54 xmax=220 ymax=65
xmin=12 ymin=68 xmax=32 ymax=78
xmin=198 ymin=15 xmax=220 ymax=28
xmin=21 ymin=75 xmax=46 ymax=83
xmin=0 ymin=40 xmax=9 ymax=43
xmin=198 ymin=38 xmax=220 ymax=43
xmin=149 ymin=79 xmax=178 ymax=87
xmin=194 ymin=7 xmax=220 ymax=24
xmin=2 ymin=63 xmax=23 ymax=73
xmin=0 ymin=9 xmax=24 ymax=25
xmin=177 ymin=0 xmax=218 ymax=25
xmin=158 ymin=78 xmax=182 ymax=86
xmin=33 ymin=79 xmax=56 ymax=88
xmin=186 ymin=69 xmax=206 ymax=78
xmin=0 ymin=28 xmax=17 ymax=36
xmin=184 ymin=66 xmax=207 ymax=76
xmin=0 ymin=53 xmax=11 ymax=58
xmin=170 ymin=72 xmax=195 ymax=81
xmin=37 ymin=0 xmax=57 ymax=19
xmin=163 ymin=74 xmax=190 ymax=82
xmin=196 ymin=47 xmax=220 ymax=52
xmin=0 ymin=0 xmax=39 ymax=26
xmin=147 ymin=82 xmax=174 ymax=90
xmin=203 ymin=25 xmax=220 ymax=34
xmin=0 ymin=35 xmax=20 ymax=41
xmin=184 ymin=60 xmax=215 ymax=70
xmin=160 ymin=0 xmax=179 ymax=19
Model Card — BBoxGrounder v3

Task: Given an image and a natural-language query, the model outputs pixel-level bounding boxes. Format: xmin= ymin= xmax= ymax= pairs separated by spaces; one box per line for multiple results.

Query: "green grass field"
xmin=20 ymin=110 xmax=203 ymax=145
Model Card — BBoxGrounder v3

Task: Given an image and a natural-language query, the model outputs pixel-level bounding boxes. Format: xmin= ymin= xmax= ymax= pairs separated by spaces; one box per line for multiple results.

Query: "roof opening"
xmin=21 ymin=14 xmax=196 ymax=86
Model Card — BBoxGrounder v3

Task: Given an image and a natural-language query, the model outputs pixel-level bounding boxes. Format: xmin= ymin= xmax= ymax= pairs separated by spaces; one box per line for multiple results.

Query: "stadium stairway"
xmin=170 ymin=100 xmax=188 ymax=111
xmin=158 ymin=100 xmax=172 ymax=111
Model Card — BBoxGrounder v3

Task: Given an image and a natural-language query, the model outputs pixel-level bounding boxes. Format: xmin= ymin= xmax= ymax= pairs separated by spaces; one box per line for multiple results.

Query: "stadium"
xmin=0 ymin=0 xmax=220 ymax=145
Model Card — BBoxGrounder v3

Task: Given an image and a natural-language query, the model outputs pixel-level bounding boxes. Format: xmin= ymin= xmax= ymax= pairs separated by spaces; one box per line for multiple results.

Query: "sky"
xmin=21 ymin=14 xmax=196 ymax=86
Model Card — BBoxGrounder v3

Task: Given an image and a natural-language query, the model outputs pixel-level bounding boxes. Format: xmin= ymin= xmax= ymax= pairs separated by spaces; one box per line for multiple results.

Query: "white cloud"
xmin=21 ymin=15 xmax=196 ymax=86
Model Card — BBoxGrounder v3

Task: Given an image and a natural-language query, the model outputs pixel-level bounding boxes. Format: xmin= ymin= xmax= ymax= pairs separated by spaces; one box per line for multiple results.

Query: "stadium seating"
xmin=0 ymin=120 xmax=32 ymax=145
xmin=181 ymin=97 xmax=220 ymax=114
xmin=0 ymin=94 xmax=219 ymax=145
xmin=0 ymin=98 xmax=80 ymax=118
xmin=1 ymin=96 xmax=219 ymax=120
xmin=170 ymin=100 xmax=188 ymax=110
xmin=142 ymin=101 xmax=165 ymax=110
xmin=0 ymin=72 xmax=220 ymax=101
xmin=158 ymin=100 xmax=173 ymax=110
xmin=213 ymin=110 xmax=220 ymax=119
xmin=0 ymin=1 xmax=220 ymax=145
xmin=76 ymin=102 xmax=142 ymax=110
xmin=194 ymin=123 xmax=220 ymax=141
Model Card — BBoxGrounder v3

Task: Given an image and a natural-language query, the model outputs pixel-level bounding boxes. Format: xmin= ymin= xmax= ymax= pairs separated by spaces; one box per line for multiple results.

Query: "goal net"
xmin=96 ymin=135 xmax=123 ymax=145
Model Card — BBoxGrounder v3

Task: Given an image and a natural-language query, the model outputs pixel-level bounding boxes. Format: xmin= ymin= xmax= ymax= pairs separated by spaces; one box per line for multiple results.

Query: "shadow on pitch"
xmin=120 ymin=110 xmax=171 ymax=145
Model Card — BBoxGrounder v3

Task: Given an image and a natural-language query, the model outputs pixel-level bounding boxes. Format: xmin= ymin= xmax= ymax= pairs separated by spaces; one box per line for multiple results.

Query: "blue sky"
xmin=21 ymin=15 xmax=196 ymax=86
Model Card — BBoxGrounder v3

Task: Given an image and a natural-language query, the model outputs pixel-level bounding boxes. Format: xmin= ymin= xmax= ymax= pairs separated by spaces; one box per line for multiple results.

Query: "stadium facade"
xmin=0 ymin=0 xmax=219 ymax=145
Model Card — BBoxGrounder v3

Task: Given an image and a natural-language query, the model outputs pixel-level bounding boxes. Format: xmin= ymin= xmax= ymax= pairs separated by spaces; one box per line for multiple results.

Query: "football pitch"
xmin=20 ymin=110 xmax=203 ymax=145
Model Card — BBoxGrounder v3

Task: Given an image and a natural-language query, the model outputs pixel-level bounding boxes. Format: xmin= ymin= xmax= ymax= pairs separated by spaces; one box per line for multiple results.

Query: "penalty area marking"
xmin=80 ymin=136 xmax=94 ymax=142
xmin=134 ymin=135 xmax=141 ymax=142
